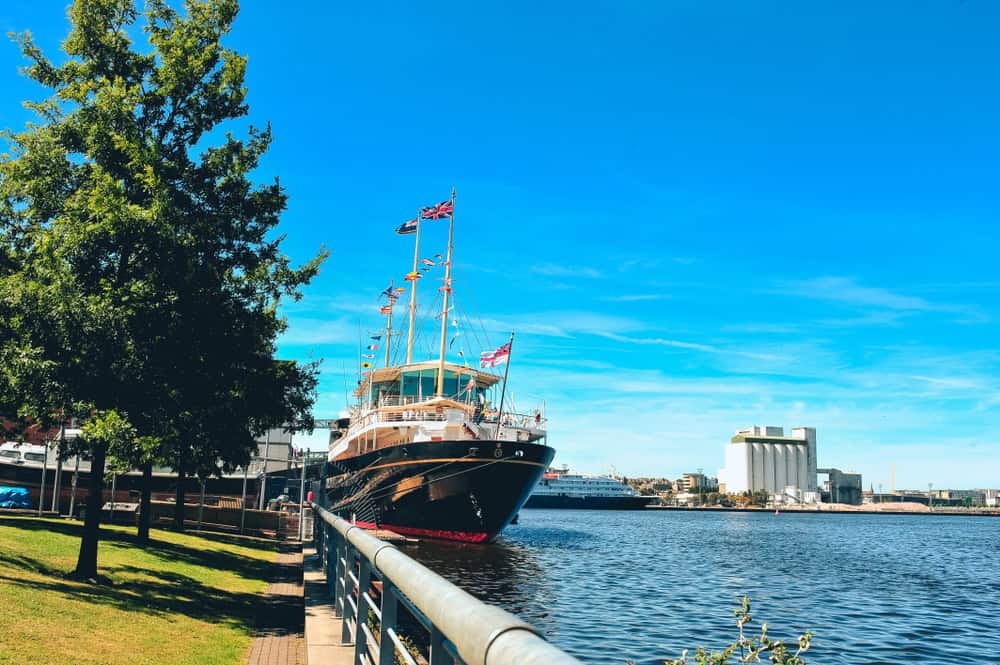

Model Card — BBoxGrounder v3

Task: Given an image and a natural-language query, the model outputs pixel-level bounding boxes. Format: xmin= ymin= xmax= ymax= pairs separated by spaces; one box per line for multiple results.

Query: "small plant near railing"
xmin=634 ymin=597 xmax=812 ymax=665
xmin=366 ymin=607 xmax=428 ymax=665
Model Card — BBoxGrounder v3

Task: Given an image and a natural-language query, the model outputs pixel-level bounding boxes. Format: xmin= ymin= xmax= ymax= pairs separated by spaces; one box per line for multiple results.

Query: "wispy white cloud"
xmin=776 ymin=276 xmax=933 ymax=310
xmin=816 ymin=310 xmax=909 ymax=328
xmin=594 ymin=331 xmax=786 ymax=361
xmin=601 ymin=294 xmax=670 ymax=302
xmin=773 ymin=276 xmax=989 ymax=324
xmin=507 ymin=361 xmax=1000 ymax=486
xmin=722 ymin=322 xmax=804 ymax=334
xmin=909 ymin=375 xmax=984 ymax=390
xmin=477 ymin=317 xmax=571 ymax=338
xmin=478 ymin=310 xmax=644 ymax=338
xmin=281 ymin=295 xmax=381 ymax=316
xmin=530 ymin=262 xmax=602 ymax=278
xmin=614 ymin=256 xmax=697 ymax=272
xmin=279 ymin=317 xmax=357 ymax=346
xmin=705 ymin=311 xmax=908 ymax=335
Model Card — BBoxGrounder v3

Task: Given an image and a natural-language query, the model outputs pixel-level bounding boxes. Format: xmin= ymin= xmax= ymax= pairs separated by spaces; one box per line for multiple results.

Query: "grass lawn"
xmin=0 ymin=516 xmax=277 ymax=665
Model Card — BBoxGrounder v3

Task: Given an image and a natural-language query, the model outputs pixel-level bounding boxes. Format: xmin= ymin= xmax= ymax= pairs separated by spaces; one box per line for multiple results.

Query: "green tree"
xmin=0 ymin=0 xmax=326 ymax=576
xmin=750 ymin=490 xmax=770 ymax=507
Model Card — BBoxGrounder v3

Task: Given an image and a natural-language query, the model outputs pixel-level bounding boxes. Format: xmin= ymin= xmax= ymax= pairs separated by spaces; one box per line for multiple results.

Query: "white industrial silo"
xmin=763 ymin=443 xmax=776 ymax=492
xmin=752 ymin=442 xmax=764 ymax=490
xmin=774 ymin=445 xmax=787 ymax=492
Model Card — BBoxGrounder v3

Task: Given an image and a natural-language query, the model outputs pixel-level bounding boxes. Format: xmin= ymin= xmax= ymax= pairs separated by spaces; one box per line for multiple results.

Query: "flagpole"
xmin=495 ymin=331 xmax=515 ymax=438
xmin=405 ymin=209 xmax=421 ymax=364
xmin=385 ymin=302 xmax=393 ymax=367
xmin=435 ymin=188 xmax=457 ymax=397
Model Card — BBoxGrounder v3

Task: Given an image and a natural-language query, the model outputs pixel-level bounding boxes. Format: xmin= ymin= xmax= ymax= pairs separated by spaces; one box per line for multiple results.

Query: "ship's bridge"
xmin=355 ymin=361 xmax=501 ymax=406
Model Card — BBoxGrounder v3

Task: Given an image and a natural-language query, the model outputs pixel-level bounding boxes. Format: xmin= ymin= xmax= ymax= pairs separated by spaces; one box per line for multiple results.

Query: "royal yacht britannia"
xmin=325 ymin=192 xmax=555 ymax=542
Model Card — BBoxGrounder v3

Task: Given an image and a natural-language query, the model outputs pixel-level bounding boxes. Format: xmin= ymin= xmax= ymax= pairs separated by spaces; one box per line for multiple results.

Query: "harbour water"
xmin=408 ymin=509 xmax=1000 ymax=665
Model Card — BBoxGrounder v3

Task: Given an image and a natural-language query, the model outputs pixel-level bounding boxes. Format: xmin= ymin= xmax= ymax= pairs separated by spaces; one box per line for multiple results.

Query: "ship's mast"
xmin=384 ymin=302 xmax=393 ymax=367
xmin=405 ymin=209 xmax=421 ymax=364
xmin=435 ymin=188 xmax=457 ymax=397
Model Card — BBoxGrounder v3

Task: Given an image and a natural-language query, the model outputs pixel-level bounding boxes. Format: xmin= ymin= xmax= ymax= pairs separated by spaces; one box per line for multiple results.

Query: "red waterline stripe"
xmin=351 ymin=520 xmax=491 ymax=543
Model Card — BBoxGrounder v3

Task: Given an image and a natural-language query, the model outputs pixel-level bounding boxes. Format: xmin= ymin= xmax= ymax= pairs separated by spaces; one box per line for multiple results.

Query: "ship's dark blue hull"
xmin=325 ymin=440 xmax=555 ymax=542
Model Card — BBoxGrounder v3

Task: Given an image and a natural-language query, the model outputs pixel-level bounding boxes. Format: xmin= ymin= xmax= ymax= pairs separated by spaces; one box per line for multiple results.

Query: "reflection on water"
xmin=407 ymin=509 xmax=1000 ymax=665
xmin=406 ymin=535 xmax=555 ymax=620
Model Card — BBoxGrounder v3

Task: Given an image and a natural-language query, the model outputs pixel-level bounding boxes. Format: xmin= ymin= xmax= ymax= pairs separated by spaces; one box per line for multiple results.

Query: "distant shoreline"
xmin=645 ymin=505 xmax=1000 ymax=517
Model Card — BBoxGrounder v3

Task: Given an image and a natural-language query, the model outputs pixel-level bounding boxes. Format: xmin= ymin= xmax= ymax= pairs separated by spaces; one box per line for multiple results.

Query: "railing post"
xmin=341 ymin=544 xmax=356 ymax=645
xmin=327 ymin=524 xmax=339 ymax=608
xmin=379 ymin=581 xmax=400 ymax=665
xmin=335 ymin=534 xmax=346 ymax=617
xmin=429 ymin=626 xmax=449 ymax=665
xmin=314 ymin=507 xmax=322 ymax=549
xmin=353 ymin=559 xmax=372 ymax=665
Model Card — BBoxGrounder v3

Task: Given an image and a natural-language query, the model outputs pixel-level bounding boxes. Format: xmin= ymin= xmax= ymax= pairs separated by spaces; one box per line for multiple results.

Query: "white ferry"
xmin=523 ymin=466 xmax=655 ymax=509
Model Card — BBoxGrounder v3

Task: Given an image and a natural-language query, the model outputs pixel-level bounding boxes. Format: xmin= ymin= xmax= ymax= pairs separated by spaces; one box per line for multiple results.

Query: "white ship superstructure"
xmin=524 ymin=467 xmax=654 ymax=509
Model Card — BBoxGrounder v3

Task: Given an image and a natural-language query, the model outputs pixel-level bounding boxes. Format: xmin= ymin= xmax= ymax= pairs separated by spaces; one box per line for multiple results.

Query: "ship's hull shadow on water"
xmin=326 ymin=440 xmax=554 ymax=543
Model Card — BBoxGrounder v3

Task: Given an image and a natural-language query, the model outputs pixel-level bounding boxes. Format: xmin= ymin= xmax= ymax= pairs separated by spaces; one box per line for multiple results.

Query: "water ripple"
xmin=408 ymin=510 xmax=1000 ymax=665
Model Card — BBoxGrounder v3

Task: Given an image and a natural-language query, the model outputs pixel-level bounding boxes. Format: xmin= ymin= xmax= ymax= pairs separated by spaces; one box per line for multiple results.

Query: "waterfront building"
xmin=931 ymin=488 xmax=999 ymax=507
xmin=676 ymin=473 xmax=718 ymax=493
xmin=717 ymin=425 xmax=819 ymax=503
xmin=253 ymin=427 xmax=297 ymax=474
xmin=818 ymin=467 xmax=863 ymax=505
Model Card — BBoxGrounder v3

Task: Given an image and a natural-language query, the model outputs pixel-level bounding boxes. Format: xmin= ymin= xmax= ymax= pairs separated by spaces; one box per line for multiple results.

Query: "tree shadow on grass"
xmin=2 ymin=516 xmax=277 ymax=584
xmin=0 ymin=560 xmax=268 ymax=631
xmin=0 ymin=552 xmax=303 ymax=637
xmin=121 ymin=538 xmax=275 ymax=584
xmin=0 ymin=549 xmax=64 ymax=577
xmin=0 ymin=516 xmax=295 ymax=634
xmin=181 ymin=529 xmax=279 ymax=552
xmin=0 ymin=515 xmax=90 ymax=539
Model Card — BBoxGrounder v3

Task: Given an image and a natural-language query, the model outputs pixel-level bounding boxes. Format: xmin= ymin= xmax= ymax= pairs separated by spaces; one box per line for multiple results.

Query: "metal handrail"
xmin=310 ymin=502 xmax=582 ymax=665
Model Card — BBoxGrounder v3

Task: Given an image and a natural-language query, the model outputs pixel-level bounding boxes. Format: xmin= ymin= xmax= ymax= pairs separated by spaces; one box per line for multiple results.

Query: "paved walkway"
xmin=247 ymin=544 xmax=307 ymax=665
xmin=303 ymin=546 xmax=354 ymax=665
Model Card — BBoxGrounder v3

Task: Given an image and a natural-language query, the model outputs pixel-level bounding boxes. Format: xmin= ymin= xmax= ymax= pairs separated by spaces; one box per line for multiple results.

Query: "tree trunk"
xmin=73 ymin=442 xmax=107 ymax=580
xmin=173 ymin=455 xmax=185 ymax=531
xmin=137 ymin=461 xmax=152 ymax=543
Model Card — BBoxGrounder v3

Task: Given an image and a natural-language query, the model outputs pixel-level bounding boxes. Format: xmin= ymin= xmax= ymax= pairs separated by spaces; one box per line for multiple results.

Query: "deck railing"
xmin=310 ymin=503 xmax=582 ymax=665
xmin=349 ymin=410 xmax=547 ymax=434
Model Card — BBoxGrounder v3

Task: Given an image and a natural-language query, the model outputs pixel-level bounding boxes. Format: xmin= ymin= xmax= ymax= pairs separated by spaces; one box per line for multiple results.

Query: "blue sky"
xmin=3 ymin=1 xmax=1000 ymax=488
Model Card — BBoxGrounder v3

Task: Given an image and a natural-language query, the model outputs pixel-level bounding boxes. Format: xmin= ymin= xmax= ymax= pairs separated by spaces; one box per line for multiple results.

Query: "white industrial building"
xmin=718 ymin=425 xmax=820 ymax=503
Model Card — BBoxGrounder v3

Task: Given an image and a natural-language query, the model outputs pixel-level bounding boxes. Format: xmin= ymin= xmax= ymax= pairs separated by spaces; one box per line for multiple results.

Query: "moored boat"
xmin=324 ymin=192 xmax=554 ymax=542
xmin=524 ymin=466 xmax=655 ymax=509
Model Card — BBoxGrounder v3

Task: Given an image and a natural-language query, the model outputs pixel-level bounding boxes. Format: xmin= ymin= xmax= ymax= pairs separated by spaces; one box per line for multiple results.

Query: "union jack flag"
xmin=421 ymin=200 xmax=454 ymax=220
